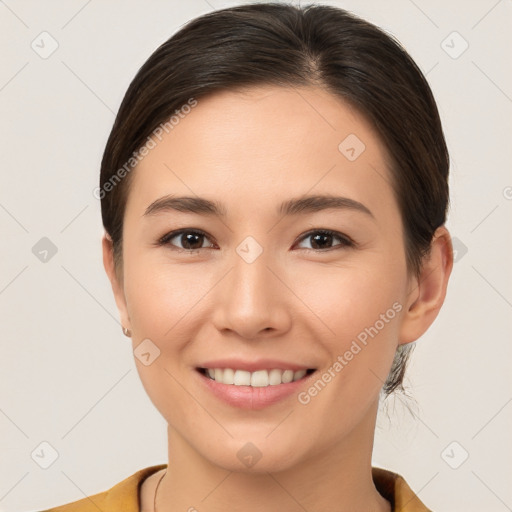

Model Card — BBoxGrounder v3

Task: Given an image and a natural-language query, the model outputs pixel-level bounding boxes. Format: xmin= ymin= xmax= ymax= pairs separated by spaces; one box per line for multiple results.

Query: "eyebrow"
xmin=143 ymin=194 xmax=374 ymax=219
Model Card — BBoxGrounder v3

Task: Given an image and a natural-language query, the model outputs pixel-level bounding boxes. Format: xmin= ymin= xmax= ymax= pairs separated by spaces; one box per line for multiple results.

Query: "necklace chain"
xmin=153 ymin=470 xmax=167 ymax=512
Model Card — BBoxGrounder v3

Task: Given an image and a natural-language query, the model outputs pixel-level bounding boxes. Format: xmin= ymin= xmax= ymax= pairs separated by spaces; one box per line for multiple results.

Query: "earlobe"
xmin=398 ymin=226 xmax=454 ymax=345
xmin=102 ymin=233 xmax=132 ymax=333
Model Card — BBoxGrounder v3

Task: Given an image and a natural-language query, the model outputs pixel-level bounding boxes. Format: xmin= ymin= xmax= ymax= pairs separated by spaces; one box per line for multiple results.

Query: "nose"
xmin=211 ymin=243 xmax=292 ymax=340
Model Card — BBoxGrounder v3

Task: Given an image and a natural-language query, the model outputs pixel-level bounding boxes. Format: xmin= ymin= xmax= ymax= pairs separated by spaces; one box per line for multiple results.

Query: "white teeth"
xmin=268 ymin=369 xmax=282 ymax=385
xmin=223 ymin=368 xmax=234 ymax=384
xmin=203 ymin=368 xmax=311 ymax=386
xmin=293 ymin=369 xmax=307 ymax=381
xmin=233 ymin=370 xmax=251 ymax=385
xmin=251 ymin=370 xmax=268 ymax=387
xmin=282 ymin=370 xmax=294 ymax=383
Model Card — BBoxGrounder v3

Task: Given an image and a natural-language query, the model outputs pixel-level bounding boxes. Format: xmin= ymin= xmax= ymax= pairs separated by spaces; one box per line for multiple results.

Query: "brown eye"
xmin=158 ymin=229 xmax=215 ymax=252
xmin=295 ymin=229 xmax=354 ymax=251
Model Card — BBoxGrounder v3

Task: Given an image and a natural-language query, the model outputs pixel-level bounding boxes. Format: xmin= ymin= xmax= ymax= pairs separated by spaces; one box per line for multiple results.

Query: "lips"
xmin=193 ymin=357 xmax=318 ymax=409
xmin=195 ymin=364 xmax=317 ymax=410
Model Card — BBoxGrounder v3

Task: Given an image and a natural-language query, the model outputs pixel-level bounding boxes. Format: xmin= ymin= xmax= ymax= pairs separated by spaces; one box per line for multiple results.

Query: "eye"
xmin=157 ymin=228 xmax=354 ymax=253
xmin=294 ymin=229 xmax=355 ymax=251
xmin=157 ymin=229 xmax=216 ymax=252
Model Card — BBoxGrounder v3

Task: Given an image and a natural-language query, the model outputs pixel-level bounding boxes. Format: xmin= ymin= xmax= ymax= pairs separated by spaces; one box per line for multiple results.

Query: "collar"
xmin=45 ymin=464 xmax=432 ymax=511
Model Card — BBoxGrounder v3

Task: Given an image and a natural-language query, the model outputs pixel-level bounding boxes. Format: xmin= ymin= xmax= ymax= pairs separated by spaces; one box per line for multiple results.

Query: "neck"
xmin=156 ymin=400 xmax=390 ymax=512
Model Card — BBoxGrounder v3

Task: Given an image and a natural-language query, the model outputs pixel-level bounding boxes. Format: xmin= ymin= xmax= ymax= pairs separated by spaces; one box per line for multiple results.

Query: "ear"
xmin=398 ymin=226 xmax=454 ymax=345
xmin=102 ymin=232 xmax=131 ymax=333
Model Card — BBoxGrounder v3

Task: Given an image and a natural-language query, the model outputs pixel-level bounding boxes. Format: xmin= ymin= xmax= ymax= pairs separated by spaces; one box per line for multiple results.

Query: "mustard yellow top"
xmin=40 ymin=464 xmax=432 ymax=511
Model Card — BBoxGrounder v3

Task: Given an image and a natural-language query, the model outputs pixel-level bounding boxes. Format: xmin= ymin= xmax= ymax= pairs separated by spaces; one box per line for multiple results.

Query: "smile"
xmin=198 ymin=367 xmax=316 ymax=387
xmin=195 ymin=366 xmax=318 ymax=410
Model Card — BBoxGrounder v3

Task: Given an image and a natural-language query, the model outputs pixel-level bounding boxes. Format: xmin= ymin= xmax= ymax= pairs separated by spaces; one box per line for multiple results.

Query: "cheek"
xmin=133 ymin=355 xmax=202 ymax=446
xmin=295 ymin=254 xmax=403 ymax=334
xmin=123 ymin=256 xmax=209 ymax=338
xmin=123 ymin=262 xmax=204 ymax=424
xmin=292 ymin=265 xmax=403 ymax=439
xmin=295 ymin=260 xmax=403 ymax=386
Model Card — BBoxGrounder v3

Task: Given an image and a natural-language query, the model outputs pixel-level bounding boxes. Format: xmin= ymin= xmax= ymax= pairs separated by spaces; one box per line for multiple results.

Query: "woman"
xmin=44 ymin=3 xmax=453 ymax=511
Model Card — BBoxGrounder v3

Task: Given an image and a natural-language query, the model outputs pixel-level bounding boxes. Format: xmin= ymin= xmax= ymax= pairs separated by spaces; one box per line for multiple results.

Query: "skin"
xmin=102 ymin=85 xmax=453 ymax=512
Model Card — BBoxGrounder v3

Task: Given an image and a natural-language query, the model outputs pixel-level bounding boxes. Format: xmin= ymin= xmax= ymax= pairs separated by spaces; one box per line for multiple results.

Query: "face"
xmin=105 ymin=85 xmax=425 ymax=473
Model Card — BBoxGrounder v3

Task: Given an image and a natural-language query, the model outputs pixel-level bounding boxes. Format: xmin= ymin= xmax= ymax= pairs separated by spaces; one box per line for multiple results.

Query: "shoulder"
xmin=39 ymin=464 xmax=167 ymax=512
xmin=372 ymin=466 xmax=434 ymax=512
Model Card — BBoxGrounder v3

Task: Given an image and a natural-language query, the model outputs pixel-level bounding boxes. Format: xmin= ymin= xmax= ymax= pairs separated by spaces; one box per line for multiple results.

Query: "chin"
xmin=196 ymin=434 xmax=304 ymax=474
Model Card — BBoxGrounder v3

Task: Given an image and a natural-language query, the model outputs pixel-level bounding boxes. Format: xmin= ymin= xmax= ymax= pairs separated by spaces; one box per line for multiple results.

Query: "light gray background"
xmin=1 ymin=1 xmax=511 ymax=511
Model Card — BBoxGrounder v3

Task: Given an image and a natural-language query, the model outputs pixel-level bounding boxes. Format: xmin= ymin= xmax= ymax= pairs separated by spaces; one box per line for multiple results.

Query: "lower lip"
xmin=196 ymin=369 xmax=315 ymax=410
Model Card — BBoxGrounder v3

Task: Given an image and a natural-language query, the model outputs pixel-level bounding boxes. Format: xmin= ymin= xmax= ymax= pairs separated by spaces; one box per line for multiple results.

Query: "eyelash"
xmin=156 ymin=228 xmax=356 ymax=253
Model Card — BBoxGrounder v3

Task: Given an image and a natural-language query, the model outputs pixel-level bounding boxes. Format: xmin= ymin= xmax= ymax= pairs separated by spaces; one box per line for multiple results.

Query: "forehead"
xmin=127 ymin=85 xmax=398 ymax=224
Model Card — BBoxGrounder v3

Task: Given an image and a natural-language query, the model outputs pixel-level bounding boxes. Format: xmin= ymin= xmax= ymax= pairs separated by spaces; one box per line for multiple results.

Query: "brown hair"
xmin=99 ymin=2 xmax=450 ymax=397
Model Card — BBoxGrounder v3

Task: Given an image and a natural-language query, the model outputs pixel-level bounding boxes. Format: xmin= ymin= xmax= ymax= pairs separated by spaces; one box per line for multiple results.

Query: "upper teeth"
xmin=205 ymin=368 xmax=308 ymax=387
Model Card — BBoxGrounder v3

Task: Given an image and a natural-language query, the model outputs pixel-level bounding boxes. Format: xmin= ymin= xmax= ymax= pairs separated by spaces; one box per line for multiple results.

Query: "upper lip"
xmin=196 ymin=358 xmax=315 ymax=373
